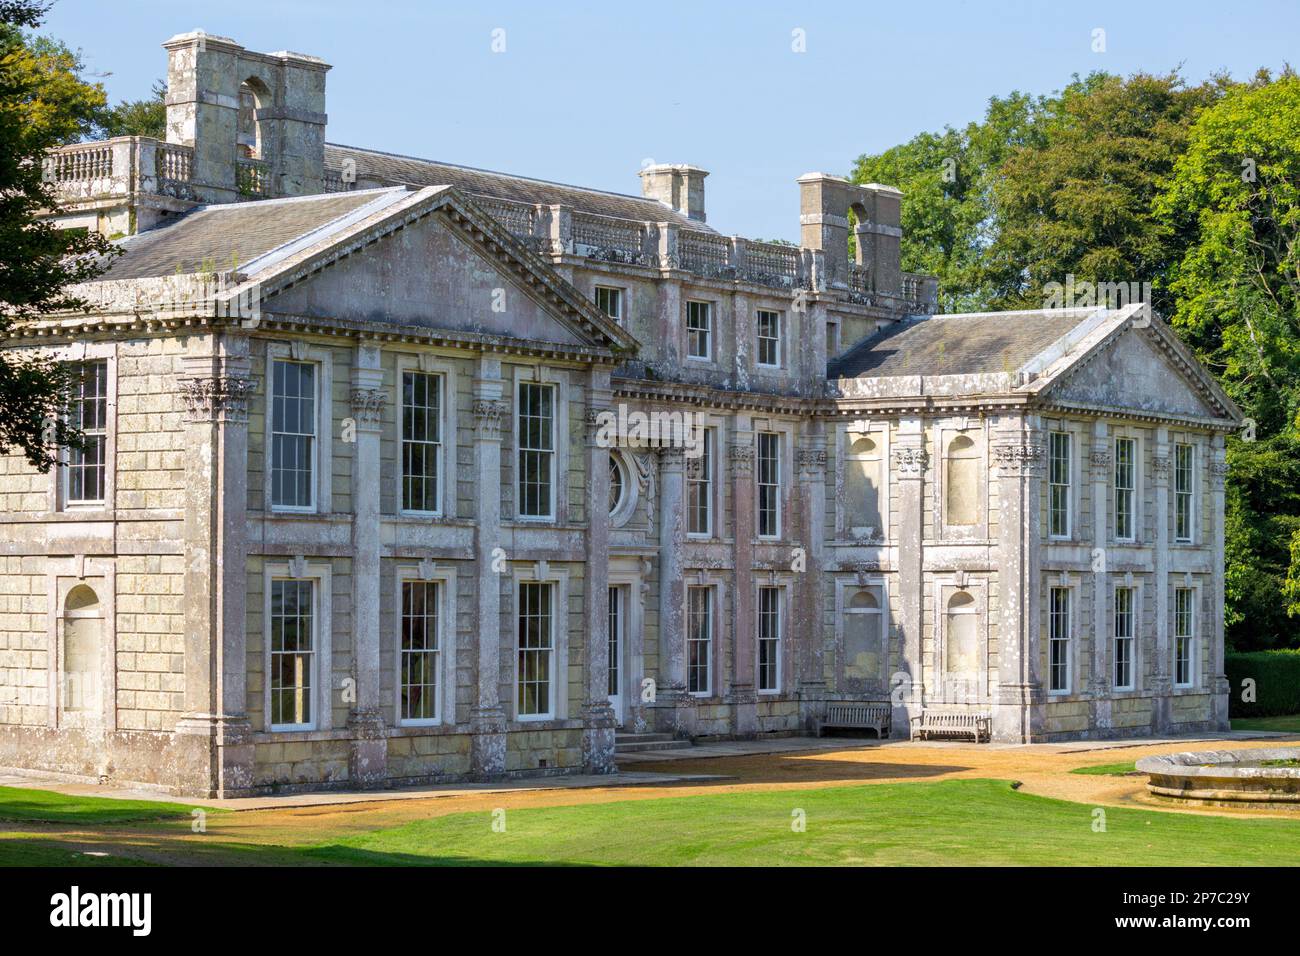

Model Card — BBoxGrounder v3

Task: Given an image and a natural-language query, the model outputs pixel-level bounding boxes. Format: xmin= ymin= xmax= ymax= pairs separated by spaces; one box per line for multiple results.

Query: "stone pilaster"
xmin=347 ymin=347 xmax=387 ymax=786
xmin=1088 ymin=424 xmax=1112 ymax=730
xmin=891 ymin=419 xmax=926 ymax=734
xmin=581 ymin=380 xmax=616 ymax=773
xmin=654 ymin=444 xmax=688 ymax=733
xmin=470 ymin=361 xmax=508 ymax=776
xmin=1151 ymin=430 xmax=1172 ymax=733
xmin=992 ymin=419 xmax=1045 ymax=742
xmin=1209 ymin=436 xmax=1230 ymax=729
xmin=728 ymin=424 xmax=757 ymax=737
xmin=795 ymin=428 xmax=828 ymax=730
xmin=173 ymin=334 xmax=255 ymax=797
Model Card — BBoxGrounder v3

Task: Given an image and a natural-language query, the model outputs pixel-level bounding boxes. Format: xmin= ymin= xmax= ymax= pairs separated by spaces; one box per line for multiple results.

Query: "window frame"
xmin=515 ymin=379 xmax=557 ymax=522
xmin=51 ymin=343 xmax=116 ymax=514
xmin=512 ymin=565 xmax=570 ymax=722
xmin=593 ymin=285 xmax=624 ymax=323
xmin=756 ymin=584 xmax=785 ymax=694
xmin=756 ymin=430 xmax=782 ymax=539
xmin=1174 ymin=441 xmax=1195 ymax=544
xmin=264 ymin=343 xmax=333 ymax=516
xmin=397 ymin=361 xmax=451 ymax=518
xmin=1173 ymin=585 xmax=1196 ymax=689
xmin=394 ymin=564 xmax=458 ymax=727
xmin=1112 ymin=584 xmax=1137 ymax=692
xmin=686 ymin=425 xmax=714 ymax=538
xmin=755 ymin=309 xmax=783 ymax=369
xmin=63 ymin=358 xmax=110 ymax=507
xmin=1113 ymin=435 xmax=1138 ymax=543
xmin=262 ymin=561 xmax=333 ymax=733
xmin=685 ymin=300 xmax=714 ymax=362
xmin=686 ymin=584 xmax=715 ymax=697
xmin=1048 ymin=430 xmax=1073 ymax=540
xmin=1048 ymin=585 xmax=1072 ymax=694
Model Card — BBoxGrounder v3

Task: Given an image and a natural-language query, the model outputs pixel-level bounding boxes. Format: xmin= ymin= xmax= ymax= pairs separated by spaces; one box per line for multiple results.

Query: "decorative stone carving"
xmin=1090 ymin=448 xmax=1112 ymax=469
xmin=891 ymin=446 xmax=927 ymax=478
xmin=473 ymin=399 xmax=507 ymax=439
xmin=349 ymin=387 xmax=386 ymax=427
xmin=993 ymin=441 xmax=1044 ymax=476
xmin=796 ymin=446 xmax=827 ymax=474
xmin=728 ymin=442 xmax=754 ymax=475
xmin=1210 ymin=459 xmax=1229 ymax=489
xmin=1151 ymin=455 xmax=1171 ymax=481
xmin=177 ymin=375 xmax=254 ymax=423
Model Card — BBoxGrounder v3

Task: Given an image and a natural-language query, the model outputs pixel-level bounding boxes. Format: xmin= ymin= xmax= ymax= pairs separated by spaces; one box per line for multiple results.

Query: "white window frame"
xmin=685 ymin=300 xmax=713 ymax=362
xmin=593 ymin=285 xmax=624 ymax=323
xmin=262 ymin=560 xmax=333 ymax=732
xmin=1113 ymin=434 xmax=1139 ymax=543
xmin=686 ymin=583 xmax=716 ymax=697
xmin=512 ymin=564 xmax=570 ymax=722
xmin=394 ymin=563 xmax=458 ymax=727
xmin=755 ymin=309 xmax=783 ymax=369
xmin=1173 ymin=584 xmax=1197 ymax=689
xmin=686 ymin=425 xmax=715 ymax=538
xmin=264 ymin=343 xmax=333 ymax=515
xmin=1047 ymin=584 xmax=1073 ymax=695
xmin=756 ymin=583 xmax=787 ymax=694
xmin=1174 ymin=440 xmax=1196 ymax=544
xmin=1112 ymin=583 xmax=1138 ymax=692
xmin=396 ymin=355 xmax=456 ymax=518
xmin=756 ymin=429 xmax=783 ymax=539
xmin=515 ymin=379 xmax=557 ymax=522
xmin=51 ymin=342 xmax=117 ymax=514
xmin=1048 ymin=430 xmax=1073 ymax=540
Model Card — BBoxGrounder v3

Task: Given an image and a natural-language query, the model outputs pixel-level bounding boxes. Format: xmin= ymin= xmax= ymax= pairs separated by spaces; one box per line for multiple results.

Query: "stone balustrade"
xmin=45 ymin=137 xmax=197 ymax=204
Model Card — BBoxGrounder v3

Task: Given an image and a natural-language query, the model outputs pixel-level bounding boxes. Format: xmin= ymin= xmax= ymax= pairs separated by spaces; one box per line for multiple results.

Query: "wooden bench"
xmin=817 ymin=702 xmax=891 ymax=739
xmin=909 ymin=710 xmax=991 ymax=743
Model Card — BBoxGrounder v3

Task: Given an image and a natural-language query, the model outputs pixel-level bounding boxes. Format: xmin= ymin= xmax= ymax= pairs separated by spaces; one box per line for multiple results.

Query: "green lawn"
xmin=1232 ymin=714 xmax=1300 ymax=734
xmin=303 ymin=779 xmax=1300 ymax=867
xmin=1070 ymin=762 xmax=1139 ymax=776
xmin=5 ymin=778 xmax=1300 ymax=866
xmin=0 ymin=786 xmax=206 ymax=825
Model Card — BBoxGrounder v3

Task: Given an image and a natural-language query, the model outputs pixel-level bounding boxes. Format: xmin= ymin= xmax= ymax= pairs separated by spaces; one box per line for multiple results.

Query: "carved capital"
xmin=473 ymin=399 xmax=507 ymax=439
xmin=177 ymin=375 xmax=255 ymax=423
xmin=349 ymin=387 xmax=386 ymax=427
xmin=1151 ymin=455 xmax=1171 ymax=482
xmin=728 ymin=443 xmax=755 ymax=475
xmin=891 ymin=446 xmax=928 ymax=479
xmin=1210 ymin=459 xmax=1229 ymax=489
xmin=1090 ymin=447 xmax=1111 ymax=469
xmin=796 ymin=446 xmax=827 ymax=474
xmin=993 ymin=441 xmax=1043 ymax=476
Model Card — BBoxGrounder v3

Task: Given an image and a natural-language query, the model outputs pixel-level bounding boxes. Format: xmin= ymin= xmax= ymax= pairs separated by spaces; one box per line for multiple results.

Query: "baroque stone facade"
xmin=0 ymin=31 xmax=1240 ymax=796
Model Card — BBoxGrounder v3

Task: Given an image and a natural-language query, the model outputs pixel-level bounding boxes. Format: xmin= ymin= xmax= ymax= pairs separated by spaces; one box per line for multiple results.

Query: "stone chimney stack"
xmin=163 ymin=30 xmax=330 ymax=203
xmin=797 ymin=173 xmax=902 ymax=295
xmin=639 ymin=164 xmax=709 ymax=223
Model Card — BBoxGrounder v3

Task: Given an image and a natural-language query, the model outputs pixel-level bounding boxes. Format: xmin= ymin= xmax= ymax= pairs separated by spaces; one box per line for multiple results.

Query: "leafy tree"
xmin=94 ymin=78 xmax=165 ymax=139
xmin=1159 ymin=72 xmax=1300 ymax=645
xmin=0 ymin=0 xmax=116 ymax=470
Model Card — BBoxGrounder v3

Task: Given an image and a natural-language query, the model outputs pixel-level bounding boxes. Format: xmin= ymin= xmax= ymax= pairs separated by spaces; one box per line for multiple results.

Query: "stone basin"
xmin=1136 ymin=748 xmax=1300 ymax=809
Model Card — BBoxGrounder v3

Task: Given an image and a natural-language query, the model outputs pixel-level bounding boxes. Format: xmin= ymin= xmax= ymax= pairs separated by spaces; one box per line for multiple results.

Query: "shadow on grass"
xmin=632 ymin=754 xmax=972 ymax=786
xmin=0 ymin=786 xmax=206 ymax=826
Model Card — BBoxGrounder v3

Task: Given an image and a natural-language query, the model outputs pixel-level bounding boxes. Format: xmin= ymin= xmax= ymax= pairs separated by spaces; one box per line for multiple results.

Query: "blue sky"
xmin=43 ymin=0 xmax=1300 ymax=241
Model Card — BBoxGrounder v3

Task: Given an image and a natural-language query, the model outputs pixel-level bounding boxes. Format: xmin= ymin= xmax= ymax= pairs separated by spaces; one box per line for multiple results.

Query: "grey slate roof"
xmin=830 ymin=309 xmax=1100 ymax=379
xmin=325 ymin=144 xmax=713 ymax=231
xmin=98 ymin=190 xmax=394 ymax=280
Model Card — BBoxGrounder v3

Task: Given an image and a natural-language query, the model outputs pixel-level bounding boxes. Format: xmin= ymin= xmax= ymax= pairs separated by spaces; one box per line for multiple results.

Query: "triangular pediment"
xmin=221 ymin=186 xmax=635 ymax=355
xmin=1039 ymin=321 xmax=1236 ymax=423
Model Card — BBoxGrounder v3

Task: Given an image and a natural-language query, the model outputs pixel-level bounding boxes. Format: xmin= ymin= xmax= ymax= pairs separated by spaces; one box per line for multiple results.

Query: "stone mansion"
xmin=0 ymin=31 xmax=1239 ymax=796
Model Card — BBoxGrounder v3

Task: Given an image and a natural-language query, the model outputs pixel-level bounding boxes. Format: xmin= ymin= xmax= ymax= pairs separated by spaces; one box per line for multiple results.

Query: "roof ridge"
xmin=324 ymin=142 xmax=669 ymax=207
